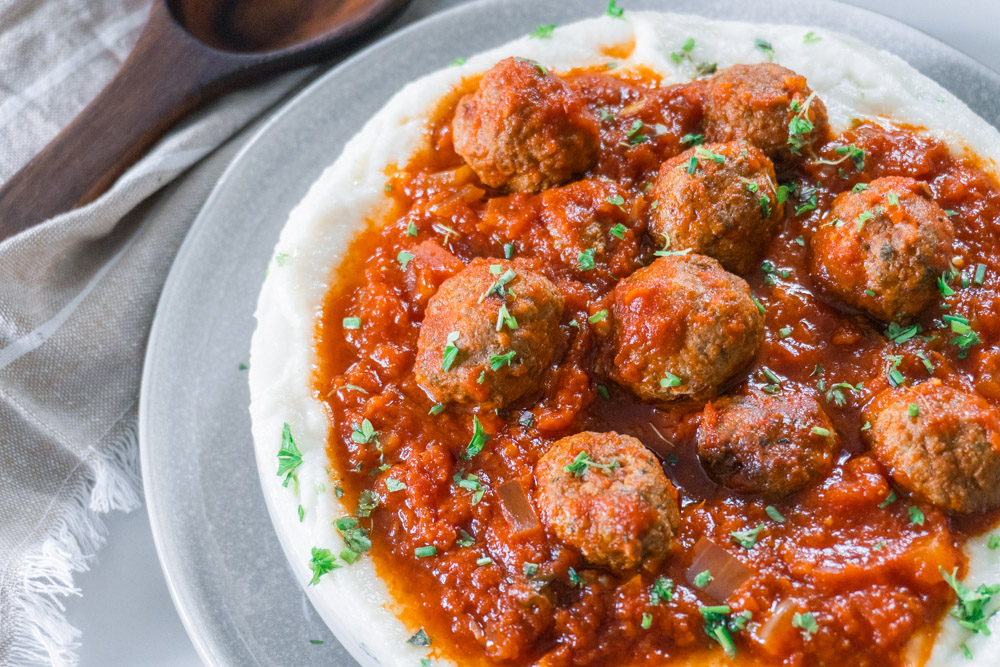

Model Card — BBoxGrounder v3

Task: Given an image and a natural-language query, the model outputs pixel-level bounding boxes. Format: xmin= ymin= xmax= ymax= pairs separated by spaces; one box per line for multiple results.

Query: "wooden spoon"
xmin=0 ymin=0 xmax=410 ymax=241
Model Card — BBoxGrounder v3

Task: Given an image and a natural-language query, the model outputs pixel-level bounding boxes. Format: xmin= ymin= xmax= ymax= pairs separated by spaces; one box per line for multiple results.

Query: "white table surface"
xmin=63 ymin=2 xmax=1000 ymax=665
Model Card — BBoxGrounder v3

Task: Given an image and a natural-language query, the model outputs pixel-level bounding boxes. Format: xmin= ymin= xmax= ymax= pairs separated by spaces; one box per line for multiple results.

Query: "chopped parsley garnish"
xmin=946 ymin=314 xmax=981 ymax=358
xmin=695 ymin=146 xmax=726 ymax=163
xmin=407 ymin=628 xmax=432 ymax=647
xmin=479 ymin=267 xmax=517 ymax=303
xmin=429 ymin=403 xmax=445 ymax=416
xmin=343 ymin=316 xmax=361 ymax=330
xmin=989 ymin=535 xmax=1000 ymax=550
xmin=457 ymin=529 xmax=475 ymax=548
xmin=795 ymin=186 xmax=818 ymax=215
xmin=351 ymin=419 xmax=378 ymax=445
xmin=519 ymin=412 xmax=535 ymax=428
xmin=624 ymin=119 xmax=649 ymax=145
xmin=610 ymin=223 xmax=628 ymax=239
xmin=804 ymin=30 xmax=822 ymax=43
xmin=886 ymin=322 xmax=921 ymax=344
xmin=397 ymin=250 xmax=414 ymax=270
xmin=568 ymin=567 xmax=584 ymax=587
xmin=811 ymin=426 xmax=831 ymax=437
xmin=309 ymin=639 xmax=324 ymax=645
xmin=765 ymin=505 xmax=786 ymax=523
xmin=529 ymin=24 xmax=555 ymax=39
xmin=578 ymin=248 xmax=597 ymax=271
xmin=477 ymin=556 xmax=493 ymax=567
xmin=386 ymin=477 xmax=406 ymax=492
xmin=793 ymin=611 xmax=819 ymax=638
xmin=588 ymin=309 xmax=608 ymax=324
xmin=885 ymin=354 xmax=906 ymax=387
xmin=298 ymin=505 xmax=304 ymax=522
xmin=449 ymin=57 xmax=466 ymax=67
xmin=879 ymin=490 xmax=897 ymax=509
xmin=856 ymin=210 xmax=874 ymax=231
xmin=779 ymin=326 xmax=792 ymax=339
xmin=356 ymin=489 xmax=379 ymax=517
xmin=974 ymin=263 xmax=987 ymax=285
xmin=277 ymin=423 xmax=303 ymax=488
xmin=754 ymin=38 xmax=774 ymax=61
xmin=564 ymin=451 xmax=620 ymax=477
xmin=641 ymin=613 xmax=653 ymax=629
xmin=596 ymin=384 xmax=610 ymax=400
xmin=700 ymin=606 xmax=752 ymax=658
xmin=407 ymin=221 xmax=418 ymax=237
xmin=490 ymin=350 xmax=516 ymax=370
xmin=660 ymin=372 xmax=683 ymax=388
xmin=335 ymin=517 xmax=372 ymax=554
xmin=606 ymin=194 xmax=626 ymax=211
xmin=761 ymin=366 xmax=782 ymax=393
xmin=816 ymin=144 xmax=865 ymax=171
xmin=909 ymin=506 xmax=925 ymax=526
xmin=888 ymin=191 xmax=900 ymax=207
xmin=414 ymin=545 xmax=437 ymax=558
xmin=495 ymin=303 xmax=518 ymax=332
xmin=442 ymin=331 xmax=461 ymax=371
xmin=463 ymin=415 xmax=490 ymax=459
xmin=731 ymin=524 xmax=765 ymax=549
xmin=940 ymin=567 xmax=1000 ymax=635
xmin=908 ymin=403 xmax=920 ymax=418
xmin=238 ymin=362 xmax=248 ymax=371
xmin=275 ymin=252 xmax=289 ymax=267
xmin=606 ymin=0 xmax=624 ymax=18
xmin=752 ymin=295 xmax=766 ymax=314
xmin=523 ymin=562 xmax=539 ymax=577
xmin=681 ymin=132 xmax=705 ymax=146
xmin=788 ymin=93 xmax=818 ymax=156
xmin=308 ymin=547 xmax=340 ymax=584
xmin=651 ymin=577 xmax=674 ymax=605
xmin=694 ymin=570 xmax=713 ymax=587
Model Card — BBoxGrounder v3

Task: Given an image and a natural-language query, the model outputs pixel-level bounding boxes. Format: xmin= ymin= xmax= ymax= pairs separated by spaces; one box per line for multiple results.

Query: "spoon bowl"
xmin=0 ymin=0 xmax=411 ymax=241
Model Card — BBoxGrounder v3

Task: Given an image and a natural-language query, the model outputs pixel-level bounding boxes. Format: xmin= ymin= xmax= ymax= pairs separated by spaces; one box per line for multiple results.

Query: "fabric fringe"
xmin=6 ymin=419 xmax=143 ymax=667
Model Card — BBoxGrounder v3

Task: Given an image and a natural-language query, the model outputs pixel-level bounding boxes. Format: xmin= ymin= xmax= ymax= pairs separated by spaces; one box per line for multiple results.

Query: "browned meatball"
xmin=809 ymin=176 xmax=954 ymax=322
xmin=703 ymin=63 xmax=829 ymax=167
xmin=533 ymin=431 xmax=680 ymax=573
xmin=452 ymin=57 xmax=600 ymax=193
xmin=414 ymin=259 xmax=564 ymax=409
xmin=649 ymin=141 xmax=783 ymax=274
xmin=864 ymin=381 xmax=1000 ymax=514
xmin=697 ymin=392 xmax=840 ymax=497
xmin=599 ymin=254 xmax=764 ymax=401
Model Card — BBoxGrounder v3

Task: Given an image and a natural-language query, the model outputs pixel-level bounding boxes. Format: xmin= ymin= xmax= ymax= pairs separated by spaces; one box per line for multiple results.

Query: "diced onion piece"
xmin=753 ymin=598 xmax=799 ymax=655
xmin=684 ymin=537 xmax=752 ymax=602
xmin=498 ymin=479 xmax=540 ymax=534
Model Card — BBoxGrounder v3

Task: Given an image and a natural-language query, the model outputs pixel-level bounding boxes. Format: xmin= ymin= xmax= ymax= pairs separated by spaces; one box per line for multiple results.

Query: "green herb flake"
xmin=386 ymin=477 xmax=406 ymax=492
xmin=449 ymin=57 xmax=466 ymax=67
xmin=811 ymin=426 xmax=831 ymax=437
xmin=309 ymin=639 xmax=324 ymax=645
xmin=343 ymin=317 xmax=361 ymax=330
xmin=477 ymin=556 xmax=494 ymax=567
xmin=939 ymin=567 xmax=1000 ymax=635
xmin=429 ymin=403 xmax=445 ymax=416
xmin=335 ymin=517 xmax=372 ymax=554
xmin=277 ymin=423 xmax=303 ymax=487
xmin=909 ymin=506 xmax=925 ymax=526
xmin=442 ymin=330 xmax=461 ymax=371
xmin=803 ymin=30 xmax=822 ymax=43
xmin=908 ymin=403 xmax=920 ymax=418
xmin=606 ymin=194 xmax=626 ymax=211
xmin=578 ymin=248 xmax=597 ymax=271
xmin=568 ymin=567 xmax=584 ymax=587
xmin=457 ymin=529 xmax=475 ymax=548
xmin=609 ymin=223 xmax=628 ymax=239
xmin=588 ymin=309 xmax=609 ymax=324
xmin=793 ymin=611 xmax=819 ymax=638
xmin=490 ymin=349 xmax=516 ymax=370
xmin=308 ymin=547 xmax=340 ymax=585
xmin=694 ymin=570 xmax=713 ymax=587
xmin=779 ymin=326 xmax=792 ymax=339
xmin=974 ymin=263 xmax=987 ymax=286
xmin=408 ymin=628 xmax=432 ymax=647
xmin=523 ymin=562 xmax=539 ymax=577
xmin=681 ymin=132 xmax=705 ymax=146
xmin=463 ymin=415 xmax=491 ymax=459
xmin=414 ymin=545 xmax=437 ymax=558
xmin=564 ymin=450 xmax=621 ymax=477
xmin=879 ymin=490 xmax=897 ymax=509
xmin=641 ymin=613 xmax=653 ymax=629
xmin=754 ymin=38 xmax=774 ymax=61
xmin=765 ymin=505 xmax=786 ymax=523
xmin=700 ymin=606 xmax=751 ymax=659
xmin=397 ymin=251 xmax=414 ymax=270
xmin=530 ymin=24 xmax=555 ymax=39
xmin=651 ymin=576 xmax=674 ymax=605
xmin=298 ymin=505 xmax=305 ymax=522
xmin=730 ymin=524 xmax=765 ymax=550
xmin=988 ymin=534 xmax=1000 ymax=550
xmin=606 ymin=0 xmax=625 ymax=18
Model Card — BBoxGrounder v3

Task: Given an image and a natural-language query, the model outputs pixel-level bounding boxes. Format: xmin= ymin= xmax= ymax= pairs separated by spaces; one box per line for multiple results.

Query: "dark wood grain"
xmin=0 ymin=0 xmax=410 ymax=242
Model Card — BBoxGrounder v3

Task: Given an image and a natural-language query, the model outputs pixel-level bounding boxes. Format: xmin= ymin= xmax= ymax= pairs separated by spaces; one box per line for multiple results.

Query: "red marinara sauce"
xmin=314 ymin=64 xmax=1000 ymax=666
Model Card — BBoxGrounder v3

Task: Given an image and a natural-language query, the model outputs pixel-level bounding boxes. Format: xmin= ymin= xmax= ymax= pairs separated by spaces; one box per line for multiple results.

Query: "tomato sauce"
xmin=314 ymin=66 xmax=1000 ymax=665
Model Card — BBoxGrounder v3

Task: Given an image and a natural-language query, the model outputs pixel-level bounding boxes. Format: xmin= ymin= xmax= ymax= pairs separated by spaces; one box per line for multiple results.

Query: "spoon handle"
xmin=0 ymin=3 xmax=230 ymax=241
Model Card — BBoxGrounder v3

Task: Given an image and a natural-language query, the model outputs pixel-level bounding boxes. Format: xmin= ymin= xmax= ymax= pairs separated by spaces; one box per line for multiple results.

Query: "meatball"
xmin=452 ymin=57 xmax=600 ymax=193
xmin=533 ymin=431 xmax=680 ymax=573
xmin=809 ymin=176 xmax=954 ymax=322
xmin=697 ymin=392 xmax=840 ymax=497
xmin=703 ymin=63 xmax=829 ymax=167
xmin=600 ymin=254 xmax=764 ymax=401
xmin=414 ymin=259 xmax=564 ymax=409
xmin=864 ymin=381 xmax=1000 ymax=514
xmin=649 ymin=141 xmax=783 ymax=274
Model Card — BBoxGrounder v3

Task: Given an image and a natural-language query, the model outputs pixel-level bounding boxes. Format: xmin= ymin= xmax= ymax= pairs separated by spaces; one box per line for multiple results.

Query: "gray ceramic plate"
xmin=139 ymin=0 xmax=1000 ymax=664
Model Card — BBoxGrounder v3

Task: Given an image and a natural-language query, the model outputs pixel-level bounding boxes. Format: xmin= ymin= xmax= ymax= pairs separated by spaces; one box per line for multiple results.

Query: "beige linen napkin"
xmin=0 ymin=0 xmax=455 ymax=663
